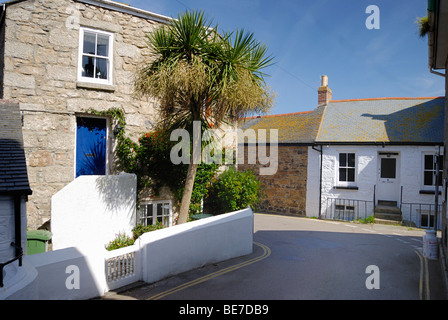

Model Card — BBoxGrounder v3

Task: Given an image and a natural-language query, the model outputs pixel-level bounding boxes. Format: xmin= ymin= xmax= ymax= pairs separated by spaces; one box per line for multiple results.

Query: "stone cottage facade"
xmin=0 ymin=0 xmax=173 ymax=229
xmin=238 ymin=106 xmax=324 ymax=217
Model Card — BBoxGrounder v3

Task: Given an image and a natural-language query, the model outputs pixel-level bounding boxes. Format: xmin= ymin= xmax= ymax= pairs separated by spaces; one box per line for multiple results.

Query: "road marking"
xmin=147 ymin=241 xmax=271 ymax=300
xmin=415 ymin=250 xmax=430 ymax=300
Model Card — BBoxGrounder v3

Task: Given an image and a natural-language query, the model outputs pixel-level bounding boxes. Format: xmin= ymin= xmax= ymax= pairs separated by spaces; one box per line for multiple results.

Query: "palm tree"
xmin=135 ymin=10 xmax=275 ymax=224
xmin=416 ymin=16 xmax=429 ymax=38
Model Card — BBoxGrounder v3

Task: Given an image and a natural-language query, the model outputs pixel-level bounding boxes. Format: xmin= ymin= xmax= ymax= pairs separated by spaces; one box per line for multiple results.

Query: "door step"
xmin=374 ymin=205 xmax=402 ymax=225
xmin=377 ymin=200 xmax=398 ymax=207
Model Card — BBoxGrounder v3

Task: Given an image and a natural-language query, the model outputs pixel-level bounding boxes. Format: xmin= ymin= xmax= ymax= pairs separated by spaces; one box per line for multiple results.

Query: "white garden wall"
xmin=51 ymin=173 xmax=137 ymax=251
xmin=26 ymin=208 xmax=254 ymax=300
xmin=139 ymin=208 xmax=254 ymax=284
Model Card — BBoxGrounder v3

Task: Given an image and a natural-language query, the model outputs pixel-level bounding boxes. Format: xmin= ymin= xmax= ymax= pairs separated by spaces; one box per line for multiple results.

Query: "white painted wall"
xmin=0 ymin=196 xmax=38 ymax=300
xmin=139 ymin=208 xmax=254 ymax=284
xmin=26 ymin=208 xmax=253 ymax=300
xmin=306 ymin=145 xmax=441 ymax=224
xmin=51 ymin=173 xmax=137 ymax=251
xmin=0 ymin=196 xmax=28 ymax=261
xmin=306 ymin=147 xmax=321 ymax=217
xmin=0 ymin=258 xmax=38 ymax=300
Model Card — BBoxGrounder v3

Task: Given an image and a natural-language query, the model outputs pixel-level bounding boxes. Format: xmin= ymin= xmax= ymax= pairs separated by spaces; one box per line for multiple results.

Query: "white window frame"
xmin=422 ymin=152 xmax=444 ymax=191
xmin=78 ymin=27 xmax=114 ymax=85
xmin=336 ymin=152 xmax=357 ymax=187
xmin=139 ymin=200 xmax=173 ymax=227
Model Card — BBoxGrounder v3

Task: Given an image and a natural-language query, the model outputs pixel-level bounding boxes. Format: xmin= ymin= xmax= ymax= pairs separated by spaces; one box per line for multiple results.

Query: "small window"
xmin=380 ymin=158 xmax=396 ymax=179
xmin=423 ymin=154 xmax=443 ymax=187
xmin=78 ymin=27 xmax=113 ymax=85
xmin=139 ymin=201 xmax=172 ymax=227
xmin=338 ymin=153 xmax=356 ymax=183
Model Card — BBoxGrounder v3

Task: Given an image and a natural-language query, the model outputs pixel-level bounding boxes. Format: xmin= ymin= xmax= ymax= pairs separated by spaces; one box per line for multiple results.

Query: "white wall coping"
xmin=25 ymin=208 xmax=254 ymax=300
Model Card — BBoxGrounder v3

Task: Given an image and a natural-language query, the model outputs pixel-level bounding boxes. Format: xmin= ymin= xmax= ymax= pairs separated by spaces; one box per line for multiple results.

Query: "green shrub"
xmin=105 ymin=232 xmax=135 ymax=251
xmin=132 ymin=221 xmax=166 ymax=240
xmin=206 ymin=167 xmax=262 ymax=214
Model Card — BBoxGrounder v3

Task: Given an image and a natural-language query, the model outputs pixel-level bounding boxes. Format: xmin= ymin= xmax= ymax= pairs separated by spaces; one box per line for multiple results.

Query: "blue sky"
xmin=127 ymin=0 xmax=444 ymax=115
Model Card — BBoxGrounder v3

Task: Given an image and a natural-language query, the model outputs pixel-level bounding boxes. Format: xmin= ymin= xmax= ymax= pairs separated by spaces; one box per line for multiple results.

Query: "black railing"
xmin=322 ymin=198 xmax=374 ymax=222
xmin=0 ymin=242 xmax=23 ymax=287
xmin=401 ymin=203 xmax=443 ymax=229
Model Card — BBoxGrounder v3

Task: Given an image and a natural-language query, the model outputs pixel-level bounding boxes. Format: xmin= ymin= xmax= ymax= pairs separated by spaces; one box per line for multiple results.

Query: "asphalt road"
xmin=103 ymin=213 xmax=447 ymax=300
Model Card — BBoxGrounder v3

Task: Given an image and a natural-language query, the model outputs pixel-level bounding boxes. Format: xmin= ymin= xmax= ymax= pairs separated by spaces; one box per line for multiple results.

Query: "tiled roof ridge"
xmin=243 ymin=110 xmax=313 ymax=120
xmin=330 ymin=96 xmax=445 ymax=103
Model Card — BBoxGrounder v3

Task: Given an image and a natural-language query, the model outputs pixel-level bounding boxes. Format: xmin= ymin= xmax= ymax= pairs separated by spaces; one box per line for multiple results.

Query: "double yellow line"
xmin=147 ymin=241 xmax=271 ymax=300
xmin=415 ymin=250 xmax=430 ymax=300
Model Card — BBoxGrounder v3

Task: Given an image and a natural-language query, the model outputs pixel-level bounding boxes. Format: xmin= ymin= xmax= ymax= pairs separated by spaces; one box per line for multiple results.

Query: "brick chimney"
xmin=318 ymin=75 xmax=332 ymax=106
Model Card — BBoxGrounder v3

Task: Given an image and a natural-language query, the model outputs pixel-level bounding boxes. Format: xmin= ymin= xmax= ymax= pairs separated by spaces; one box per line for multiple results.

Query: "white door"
xmin=376 ymin=153 xmax=400 ymax=205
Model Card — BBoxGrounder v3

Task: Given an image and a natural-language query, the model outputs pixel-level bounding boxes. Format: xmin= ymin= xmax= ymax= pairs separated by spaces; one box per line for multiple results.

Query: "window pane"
xmin=82 ymin=55 xmax=94 ymax=78
xmin=162 ymin=203 xmax=170 ymax=215
xmin=348 ymin=153 xmax=355 ymax=168
xmin=425 ymin=155 xmax=434 ymax=170
xmin=97 ymin=34 xmax=109 ymax=57
xmin=381 ymin=158 xmax=396 ymax=179
xmin=156 ymin=203 xmax=163 ymax=217
xmin=339 ymin=153 xmax=347 ymax=167
xmin=437 ymin=173 xmax=443 ymax=186
xmin=424 ymin=171 xmax=433 ymax=186
xmin=83 ymin=32 xmax=96 ymax=54
xmin=438 ymin=156 xmax=444 ymax=170
xmin=347 ymin=168 xmax=355 ymax=182
xmin=146 ymin=204 xmax=153 ymax=226
xmin=95 ymin=58 xmax=108 ymax=79
xmin=339 ymin=168 xmax=347 ymax=181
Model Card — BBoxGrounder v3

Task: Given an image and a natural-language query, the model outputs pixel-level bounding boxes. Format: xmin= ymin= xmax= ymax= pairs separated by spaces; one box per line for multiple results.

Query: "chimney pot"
xmin=318 ymin=75 xmax=332 ymax=106
xmin=321 ymin=75 xmax=328 ymax=87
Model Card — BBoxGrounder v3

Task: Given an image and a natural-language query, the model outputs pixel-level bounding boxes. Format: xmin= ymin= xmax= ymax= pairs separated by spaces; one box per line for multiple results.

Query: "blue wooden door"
xmin=76 ymin=117 xmax=107 ymax=177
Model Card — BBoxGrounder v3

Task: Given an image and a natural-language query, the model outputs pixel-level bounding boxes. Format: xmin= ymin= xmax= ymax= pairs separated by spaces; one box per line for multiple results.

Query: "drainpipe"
xmin=435 ymin=146 xmax=441 ymax=230
xmin=312 ymin=144 xmax=323 ymax=219
xmin=13 ymin=195 xmax=23 ymax=267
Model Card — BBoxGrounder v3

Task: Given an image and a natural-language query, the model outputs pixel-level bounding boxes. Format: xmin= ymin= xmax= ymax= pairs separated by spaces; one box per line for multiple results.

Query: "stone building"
xmin=240 ymin=74 xmax=445 ymax=225
xmin=0 ymin=0 xmax=173 ymax=229
xmin=238 ymin=101 xmax=325 ymax=217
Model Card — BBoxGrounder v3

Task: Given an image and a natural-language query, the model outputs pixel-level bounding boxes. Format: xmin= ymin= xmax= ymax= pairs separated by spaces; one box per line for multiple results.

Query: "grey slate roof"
xmin=316 ymin=97 xmax=445 ymax=144
xmin=0 ymin=100 xmax=32 ymax=195
xmin=239 ymin=106 xmax=325 ymax=144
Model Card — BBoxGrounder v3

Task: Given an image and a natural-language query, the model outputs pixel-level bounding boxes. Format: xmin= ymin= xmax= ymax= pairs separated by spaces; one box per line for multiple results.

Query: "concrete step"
xmin=374 ymin=212 xmax=402 ymax=221
xmin=374 ymin=218 xmax=402 ymax=225
xmin=374 ymin=205 xmax=402 ymax=214
xmin=374 ymin=205 xmax=402 ymax=225
xmin=378 ymin=200 xmax=397 ymax=207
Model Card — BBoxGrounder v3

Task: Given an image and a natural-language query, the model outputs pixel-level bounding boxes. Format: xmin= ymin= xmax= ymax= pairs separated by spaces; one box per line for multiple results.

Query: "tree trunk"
xmin=177 ymin=162 xmax=199 ymax=224
xmin=177 ymin=107 xmax=202 ymax=224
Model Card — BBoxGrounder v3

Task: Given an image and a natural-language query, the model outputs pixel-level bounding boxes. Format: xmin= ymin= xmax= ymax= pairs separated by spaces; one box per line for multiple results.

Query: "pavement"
xmin=97 ymin=213 xmax=447 ymax=301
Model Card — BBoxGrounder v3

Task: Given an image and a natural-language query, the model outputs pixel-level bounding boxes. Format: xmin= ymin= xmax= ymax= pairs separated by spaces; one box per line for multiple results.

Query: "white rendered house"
xmin=306 ymin=94 xmax=445 ymax=228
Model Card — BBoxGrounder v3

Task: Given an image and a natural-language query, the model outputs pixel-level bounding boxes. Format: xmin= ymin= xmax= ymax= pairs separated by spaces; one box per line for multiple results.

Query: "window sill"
xmin=76 ymin=81 xmax=116 ymax=92
xmin=419 ymin=190 xmax=442 ymax=195
xmin=334 ymin=186 xmax=359 ymax=190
